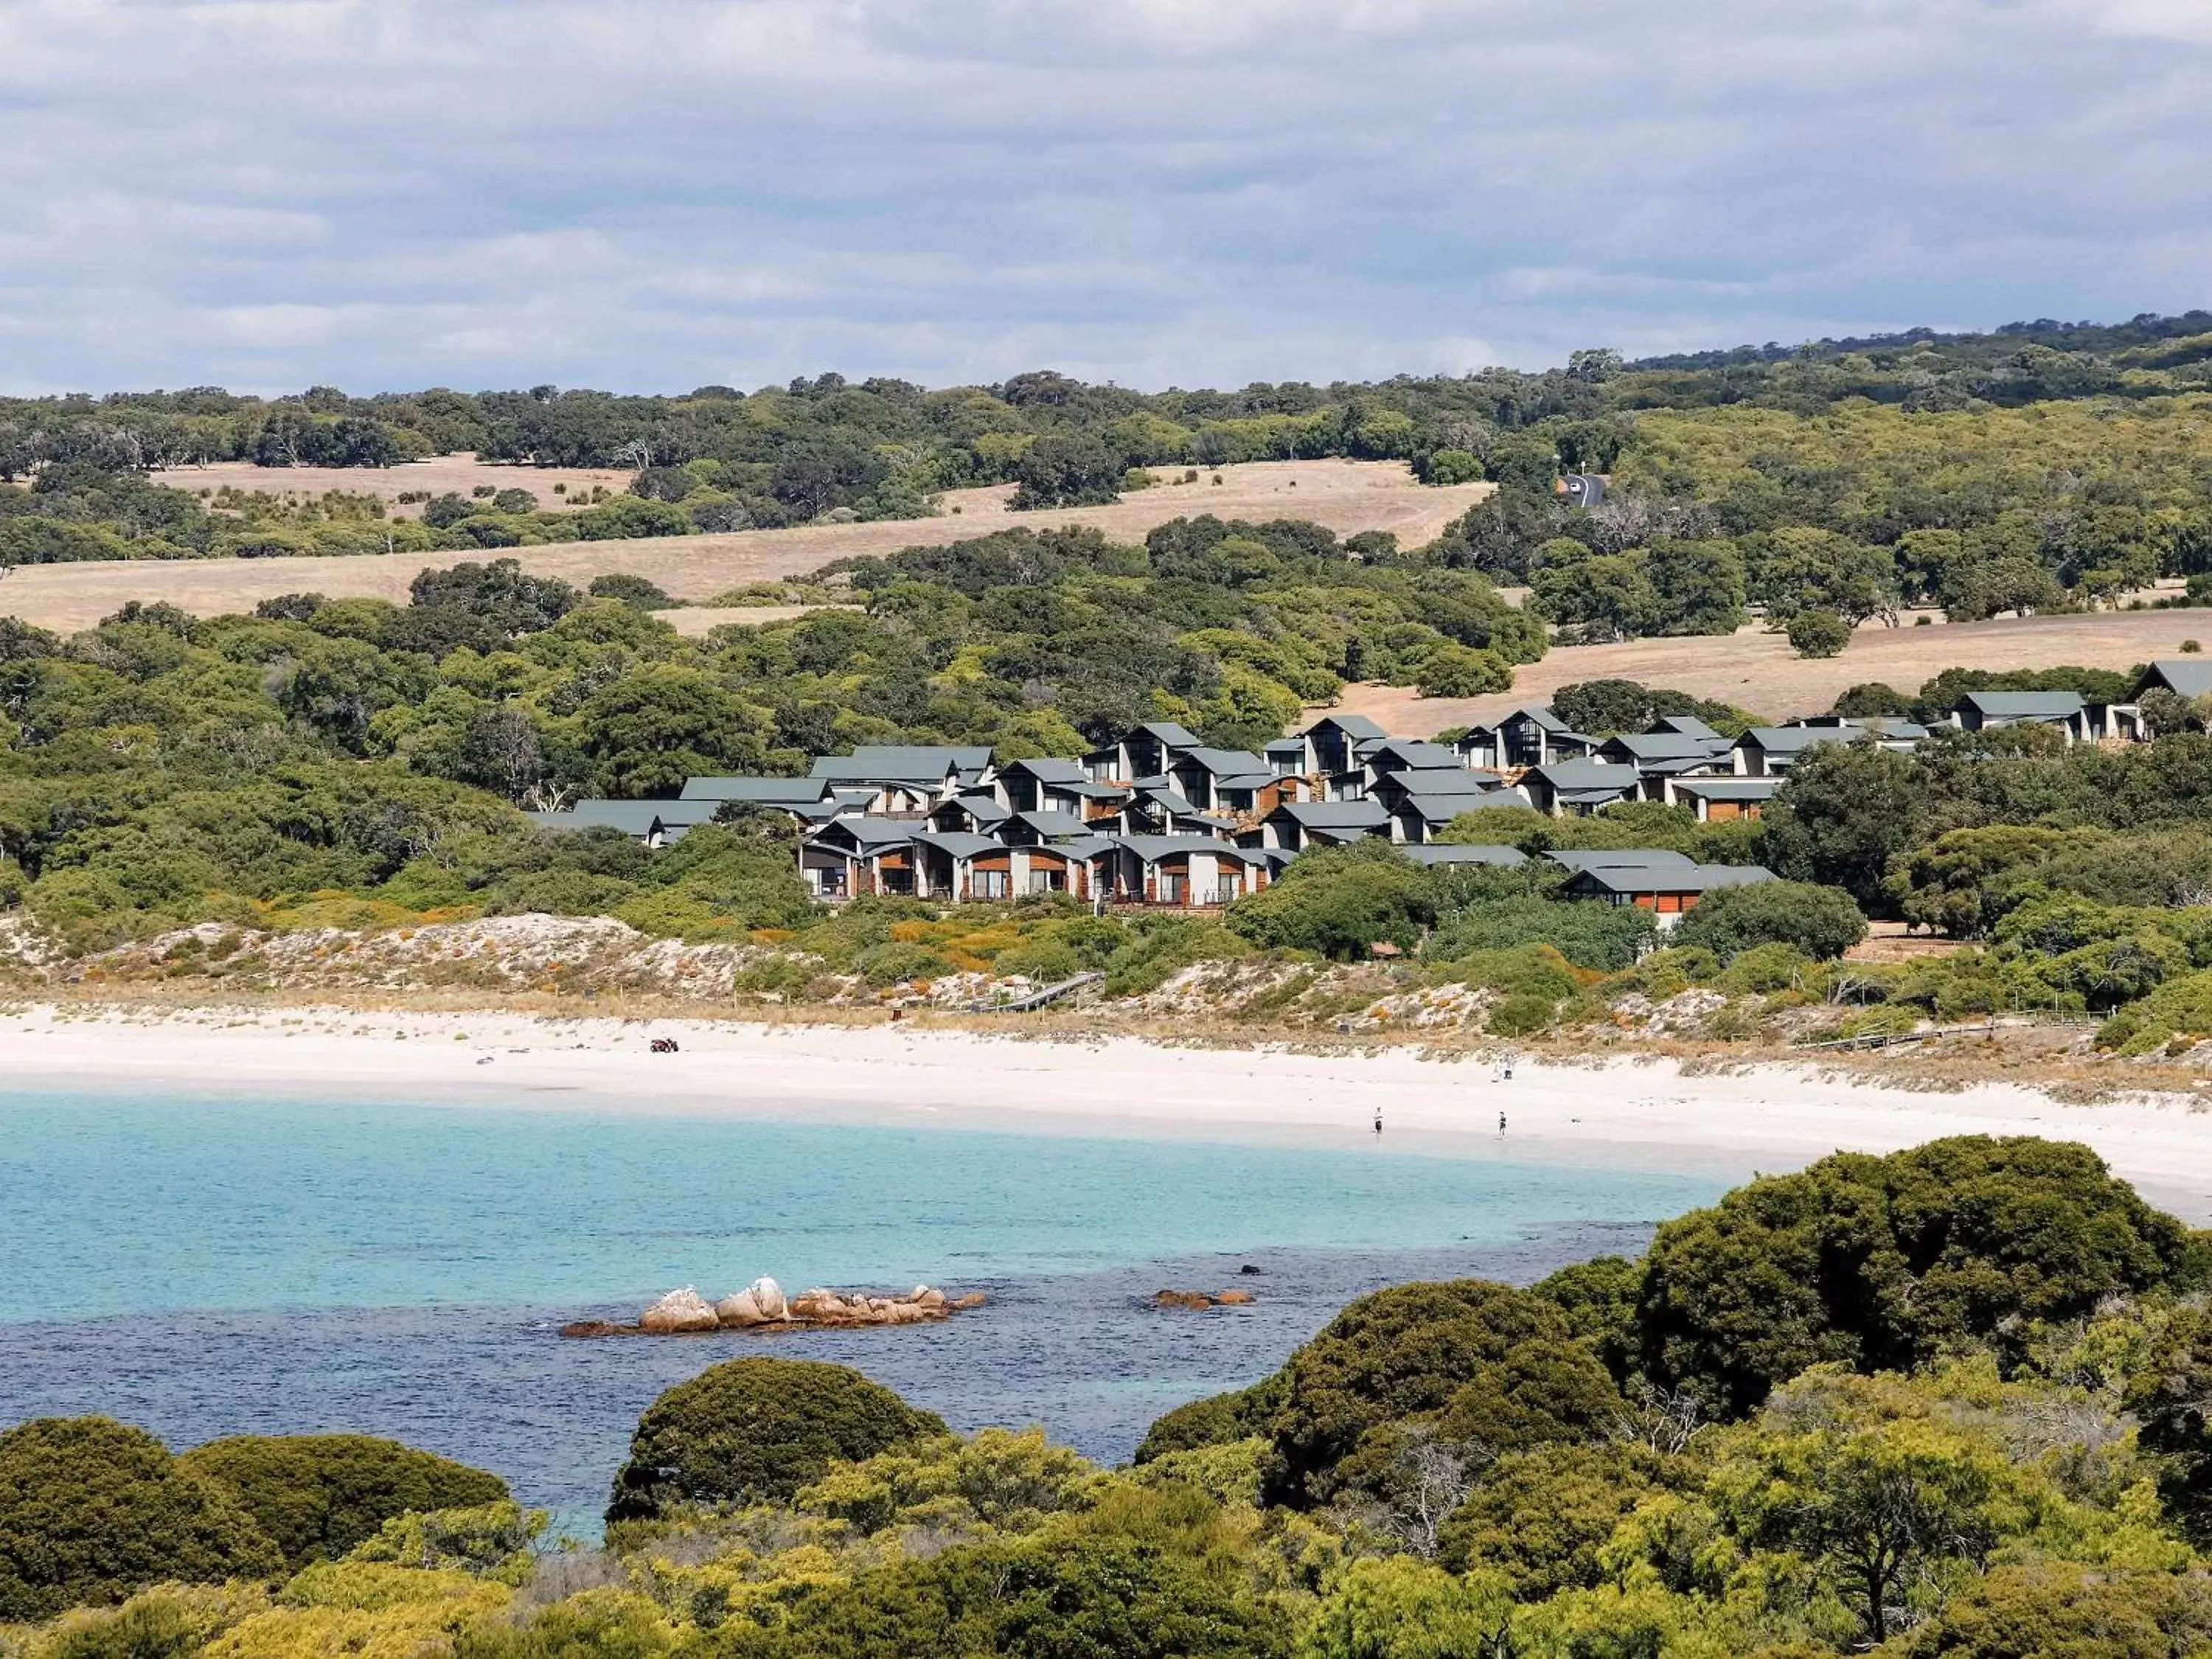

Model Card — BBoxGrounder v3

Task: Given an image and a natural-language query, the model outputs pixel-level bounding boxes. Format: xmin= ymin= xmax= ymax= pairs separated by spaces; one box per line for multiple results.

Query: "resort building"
xmin=540 ymin=678 xmax=2184 ymax=911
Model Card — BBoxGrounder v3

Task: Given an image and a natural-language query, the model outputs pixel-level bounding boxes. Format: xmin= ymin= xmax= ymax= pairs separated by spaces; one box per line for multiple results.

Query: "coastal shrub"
xmin=1714 ymin=941 xmax=1815 ymax=995
xmin=178 ymin=1434 xmax=510 ymax=1571
xmin=1673 ymin=880 xmax=1868 ymax=962
xmin=344 ymin=1501 xmax=544 ymax=1583
xmin=198 ymin=1572 xmax=512 ymax=1659
xmin=1435 ymin=1443 xmax=1678 ymax=1595
xmin=1224 ymin=843 xmax=1437 ymax=961
xmin=2034 ymin=931 xmax=2188 ymax=1012
xmin=606 ymin=1358 xmax=946 ymax=1521
xmin=1301 ymin=1557 xmax=1514 ymax=1659
xmin=1885 ymin=1563 xmax=2212 ymax=1658
xmin=24 ymin=1583 xmax=274 ymax=1659
xmin=1424 ymin=894 xmax=1657 ymax=973
xmin=796 ymin=1427 xmax=1092 ymax=1538
xmin=2096 ymin=967 xmax=2212 ymax=1055
xmin=989 ymin=937 xmax=1082 ymax=984
xmin=0 ymin=1418 xmax=283 ymax=1621
xmin=2124 ymin=1304 xmax=2212 ymax=1539
xmin=1613 ymin=945 xmax=1719 ymax=1000
xmin=1100 ymin=917 xmax=1253 ymax=997
xmin=1133 ymin=1373 xmax=1287 ymax=1464
xmin=1444 ymin=943 xmax=1585 ymax=1003
xmin=448 ymin=1590 xmax=680 ymax=1659
xmin=853 ymin=941 xmax=954 ymax=987
xmin=1638 ymin=1137 xmax=2199 ymax=1416
xmin=1784 ymin=607 xmax=1851 ymax=658
xmin=1259 ymin=1280 xmax=1619 ymax=1507
xmin=733 ymin=1528 xmax=1287 ymax=1659
xmin=1531 ymin=1255 xmax=1642 ymax=1383
xmin=1486 ymin=992 xmax=1557 ymax=1037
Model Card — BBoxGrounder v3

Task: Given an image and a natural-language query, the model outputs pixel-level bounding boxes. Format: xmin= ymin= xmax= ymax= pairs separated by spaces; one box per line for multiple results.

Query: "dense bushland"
xmin=14 ymin=1138 xmax=2212 ymax=1657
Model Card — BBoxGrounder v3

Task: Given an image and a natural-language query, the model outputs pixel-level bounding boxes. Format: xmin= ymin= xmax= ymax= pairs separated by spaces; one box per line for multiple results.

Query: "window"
xmin=974 ymin=870 xmax=1009 ymax=899
xmin=1029 ymin=869 xmax=1063 ymax=894
xmin=1160 ymin=874 xmax=1185 ymax=905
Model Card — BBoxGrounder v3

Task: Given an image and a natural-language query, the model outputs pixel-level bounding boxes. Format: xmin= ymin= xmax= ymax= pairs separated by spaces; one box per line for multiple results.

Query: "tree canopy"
xmin=176 ymin=1435 xmax=509 ymax=1571
xmin=0 ymin=1419 xmax=283 ymax=1621
xmin=606 ymin=1357 xmax=948 ymax=1521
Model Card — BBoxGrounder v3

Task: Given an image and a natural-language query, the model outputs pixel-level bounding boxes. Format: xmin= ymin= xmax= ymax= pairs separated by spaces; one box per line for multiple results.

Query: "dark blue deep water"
xmin=0 ymin=1089 xmax=1725 ymax=1533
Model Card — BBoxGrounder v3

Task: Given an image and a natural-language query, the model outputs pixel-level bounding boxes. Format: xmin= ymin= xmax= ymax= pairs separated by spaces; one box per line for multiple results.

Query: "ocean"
xmin=0 ymin=1087 xmax=1728 ymax=1534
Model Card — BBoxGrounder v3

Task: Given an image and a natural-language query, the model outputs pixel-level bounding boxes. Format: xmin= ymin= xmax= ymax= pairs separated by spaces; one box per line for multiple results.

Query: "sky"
xmin=1 ymin=0 xmax=2210 ymax=397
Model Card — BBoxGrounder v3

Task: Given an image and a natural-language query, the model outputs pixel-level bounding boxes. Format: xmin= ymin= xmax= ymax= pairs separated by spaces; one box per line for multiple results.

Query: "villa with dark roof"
xmin=541 ymin=687 xmax=2155 ymax=911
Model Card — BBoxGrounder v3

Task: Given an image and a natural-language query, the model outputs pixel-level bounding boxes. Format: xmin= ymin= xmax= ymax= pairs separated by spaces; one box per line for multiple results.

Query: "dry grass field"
xmin=147 ymin=453 xmax=633 ymax=516
xmin=0 ymin=459 xmax=1490 ymax=634
xmin=653 ymin=604 xmax=853 ymax=635
xmin=1324 ymin=604 xmax=2212 ymax=734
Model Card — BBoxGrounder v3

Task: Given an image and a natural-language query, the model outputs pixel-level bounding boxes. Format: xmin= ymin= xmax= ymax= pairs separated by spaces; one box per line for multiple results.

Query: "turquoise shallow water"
xmin=0 ymin=1087 xmax=1729 ymax=1529
xmin=0 ymin=1090 xmax=1724 ymax=1322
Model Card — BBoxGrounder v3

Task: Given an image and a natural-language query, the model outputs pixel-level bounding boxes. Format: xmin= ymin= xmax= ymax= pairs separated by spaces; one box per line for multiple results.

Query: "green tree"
xmin=1761 ymin=740 xmax=1928 ymax=911
xmin=1548 ymin=679 xmax=1764 ymax=740
xmin=1712 ymin=1410 xmax=2017 ymax=1646
xmin=1009 ymin=433 xmax=1124 ymax=510
xmin=1298 ymin=1556 xmax=1513 ymax=1659
xmin=2124 ymin=1304 xmax=2212 ymax=1539
xmin=1638 ymin=1138 xmax=2197 ymax=1415
xmin=1225 ymin=842 xmax=1437 ymax=961
xmin=0 ymin=1419 xmax=282 ymax=1621
xmin=587 ymin=573 xmax=676 ymax=610
xmin=578 ymin=667 xmax=766 ymax=796
xmin=1785 ymin=608 xmax=1851 ymax=658
xmin=1752 ymin=528 xmax=1897 ymax=624
xmin=177 ymin=1434 xmax=510 ymax=1571
xmin=1531 ymin=550 xmax=1654 ymax=640
xmin=1674 ymin=880 xmax=1867 ymax=961
xmin=1888 ymin=1562 xmax=2212 ymax=1657
xmin=1435 ymin=1443 xmax=1673 ymax=1599
xmin=606 ymin=1358 xmax=947 ymax=1521
xmin=1259 ymin=1279 xmax=1618 ymax=1506
xmin=1889 ymin=825 xmax=2108 ymax=938
xmin=1645 ymin=538 xmax=1747 ymax=636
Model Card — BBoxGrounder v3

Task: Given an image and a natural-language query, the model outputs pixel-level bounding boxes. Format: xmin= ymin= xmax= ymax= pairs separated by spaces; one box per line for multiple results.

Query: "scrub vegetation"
xmin=11 ymin=1138 xmax=2212 ymax=1657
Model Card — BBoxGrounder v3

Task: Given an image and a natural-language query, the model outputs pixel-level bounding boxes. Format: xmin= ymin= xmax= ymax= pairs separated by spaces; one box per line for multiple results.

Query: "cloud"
xmin=0 ymin=0 xmax=2205 ymax=393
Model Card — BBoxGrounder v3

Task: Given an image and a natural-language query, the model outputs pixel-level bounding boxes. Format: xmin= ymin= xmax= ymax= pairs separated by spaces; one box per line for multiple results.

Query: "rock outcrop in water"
xmin=1152 ymin=1288 xmax=1258 ymax=1310
xmin=714 ymin=1276 xmax=788 ymax=1326
xmin=639 ymin=1287 xmax=720 ymax=1333
xmin=562 ymin=1279 xmax=983 ymax=1338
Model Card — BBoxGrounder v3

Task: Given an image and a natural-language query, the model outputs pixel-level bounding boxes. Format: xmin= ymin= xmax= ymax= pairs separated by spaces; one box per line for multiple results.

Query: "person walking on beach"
xmin=1498 ymin=1110 xmax=1507 ymax=1138
xmin=1373 ymin=1109 xmax=1383 ymax=1137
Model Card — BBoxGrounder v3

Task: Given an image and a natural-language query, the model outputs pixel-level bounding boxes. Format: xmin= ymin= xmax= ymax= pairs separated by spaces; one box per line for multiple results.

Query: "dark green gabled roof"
xmin=909 ymin=831 xmax=1001 ymax=859
xmin=1567 ymin=864 xmax=1776 ymax=896
xmin=679 ymin=775 xmax=832 ymax=803
xmin=811 ymin=745 xmax=992 ymax=782
xmin=1001 ymin=757 xmax=1089 ymax=784
xmin=1401 ymin=844 xmax=1528 ymax=866
xmin=2149 ymin=659 xmax=2212 ymax=698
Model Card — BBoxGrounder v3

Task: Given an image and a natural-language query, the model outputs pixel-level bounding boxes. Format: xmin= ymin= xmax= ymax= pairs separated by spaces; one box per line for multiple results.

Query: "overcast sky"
xmin=1 ymin=0 xmax=2208 ymax=397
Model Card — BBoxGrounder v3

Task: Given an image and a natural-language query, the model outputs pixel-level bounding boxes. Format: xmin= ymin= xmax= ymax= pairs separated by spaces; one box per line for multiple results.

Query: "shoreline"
xmin=9 ymin=1001 xmax=2212 ymax=1219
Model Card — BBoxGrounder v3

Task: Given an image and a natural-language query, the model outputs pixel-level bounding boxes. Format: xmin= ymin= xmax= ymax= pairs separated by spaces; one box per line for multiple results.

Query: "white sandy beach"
xmin=7 ymin=1002 xmax=2212 ymax=1218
